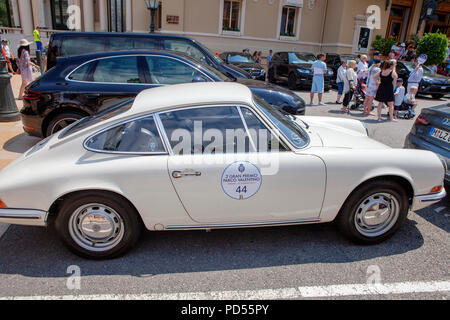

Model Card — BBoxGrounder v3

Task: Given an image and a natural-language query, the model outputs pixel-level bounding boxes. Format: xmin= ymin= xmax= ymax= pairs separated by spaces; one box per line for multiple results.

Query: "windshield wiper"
xmin=288 ymin=114 xmax=309 ymax=129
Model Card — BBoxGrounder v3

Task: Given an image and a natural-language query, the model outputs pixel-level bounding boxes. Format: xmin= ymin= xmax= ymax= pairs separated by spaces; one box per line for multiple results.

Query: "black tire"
xmin=55 ymin=191 xmax=142 ymax=259
xmin=288 ymin=73 xmax=297 ymax=90
xmin=45 ymin=112 xmax=85 ymax=137
xmin=336 ymin=180 xmax=409 ymax=245
xmin=268 ymin=69 xmax=275 ymax=83
xmin=431 ymin=94 xmax=444 ymax=99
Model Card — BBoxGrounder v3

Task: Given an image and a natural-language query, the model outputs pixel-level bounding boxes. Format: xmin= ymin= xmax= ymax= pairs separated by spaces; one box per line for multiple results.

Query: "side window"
xmin=61 ymin=37 xmax=106 ymax=56
xmin=280 ymin=53 xmax=288 ymax=63
xmin=133 ymin=38 xmax=158 ymax=49
xmin=159 ymin=106 xmax=251 ymax=154
xmin=145 ymin=56 xmax=208 ymax=84
xmin=92 ymin=56 xmax=141 ymax=83
xmin=240 ymin=107 xmax=287 ymax=152
xmin=68 ymin=62 xmax=92 ymax=81
xmin=163 ymin=39 xmax=207 ymax=64
xmin=109 ymin=38 xmax=135 ymax=51
xmin=85 ymin=116 xmax=165 ymax=153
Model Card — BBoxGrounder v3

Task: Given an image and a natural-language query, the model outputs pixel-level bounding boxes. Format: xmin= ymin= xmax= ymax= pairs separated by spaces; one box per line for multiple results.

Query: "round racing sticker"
xmin=221 ymin=161 xmax=262 ymax=200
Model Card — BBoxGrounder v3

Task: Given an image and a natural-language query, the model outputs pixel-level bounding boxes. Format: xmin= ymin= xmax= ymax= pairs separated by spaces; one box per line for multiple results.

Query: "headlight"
xmin=297 ymin=68 xmax=311 ymax=74
xmin=328 ymin=70 xmax=334 ymax=76
xmin=261 ymin=69 xmax=266 ymax=75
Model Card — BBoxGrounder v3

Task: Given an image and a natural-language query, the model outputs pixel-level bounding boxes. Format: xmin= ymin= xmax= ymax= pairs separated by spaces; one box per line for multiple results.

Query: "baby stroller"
xmin=396 ymin=102 xmax=416 ymax=119
xmin=350 ymin=80 xmax=366 ymax=110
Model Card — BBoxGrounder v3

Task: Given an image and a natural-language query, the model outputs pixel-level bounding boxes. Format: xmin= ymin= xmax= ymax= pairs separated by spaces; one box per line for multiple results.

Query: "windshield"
xmin=59 ymin=98 xmax=134 ymax=139
xmin=254 ymin=96 xmax=309 ymax=149
xmin=289 ymin=53 xmax=316 ymax=64
xmin=227 ymin=53 xmax=256 ymax=63
xmin=403 ymin=62 xmax=433 ymax=75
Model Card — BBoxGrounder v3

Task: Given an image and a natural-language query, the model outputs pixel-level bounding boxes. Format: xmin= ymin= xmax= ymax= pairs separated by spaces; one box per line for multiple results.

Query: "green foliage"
xmin=416 ymin=32 xmax=449 ymax=65
xmin=371 ymin=35 xmax=397 ymax=56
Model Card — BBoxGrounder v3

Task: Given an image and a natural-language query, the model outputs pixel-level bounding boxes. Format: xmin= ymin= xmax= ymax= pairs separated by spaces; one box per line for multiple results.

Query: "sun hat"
xmin=19 ymin=39 xmax=33 ymax=46
xmin=401 ymin=43 xmax=406 ymax=47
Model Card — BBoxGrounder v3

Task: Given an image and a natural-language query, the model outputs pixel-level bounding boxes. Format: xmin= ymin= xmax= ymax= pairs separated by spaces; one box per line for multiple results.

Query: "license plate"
xmin=429 ymin=127 xmax=450 ymax=143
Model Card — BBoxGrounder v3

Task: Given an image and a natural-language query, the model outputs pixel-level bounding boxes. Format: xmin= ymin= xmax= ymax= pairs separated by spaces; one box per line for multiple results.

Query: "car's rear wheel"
xmin=288 ymin=73 xmax=297 ymax=90
xmin=55 ymin=192 xmax=142 ymax=259
xmin=45 ymin=112 xmax=85 ymax=137
xmin=268 ymin=69 xmax=275 ymax=83
xmin=336 ymin=180 xmax=409 ymax=244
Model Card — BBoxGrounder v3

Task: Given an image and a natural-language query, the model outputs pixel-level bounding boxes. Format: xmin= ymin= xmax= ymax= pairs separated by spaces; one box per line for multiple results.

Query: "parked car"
xmin=396 ymin=61 xmax=450 ymax=99
xmin=404 ymin=103 xmax=450 ymax=184
xmin=46 ymin=32 xmax=251 ymax=80
xmin=21 ymin=50 xmax=305 ymax=137
xmin=219 ymin=51 xmax=265 ymax=81
xmin=268 ymin=52 xmax=333 ymax=90
xmin=1 ymin=82 xmax=446 ymax=259
xmin=325 ymin=53 xmax=360 ymax=86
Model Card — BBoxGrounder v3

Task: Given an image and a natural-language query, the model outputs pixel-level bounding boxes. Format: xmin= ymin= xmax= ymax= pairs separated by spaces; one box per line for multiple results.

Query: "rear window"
xmin=59 ymin=98 xmax=134 ymax=139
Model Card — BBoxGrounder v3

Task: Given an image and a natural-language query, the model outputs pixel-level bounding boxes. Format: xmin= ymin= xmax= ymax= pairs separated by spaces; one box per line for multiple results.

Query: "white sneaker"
xmin=319 ymin=102 xmax=326 ymax=106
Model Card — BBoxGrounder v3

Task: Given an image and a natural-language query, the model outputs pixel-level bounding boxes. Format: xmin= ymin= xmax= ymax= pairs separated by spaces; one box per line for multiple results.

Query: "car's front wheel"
xmin=55 ymin=192 xmax=142 ymax=259
xmin=288 ymin=73 xmax=297 ymax=90
xmin=336 ymin=180 xmax=409 ymax=244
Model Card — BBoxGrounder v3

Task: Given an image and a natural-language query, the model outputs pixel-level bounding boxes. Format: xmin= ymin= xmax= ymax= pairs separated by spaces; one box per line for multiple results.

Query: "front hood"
xmin=297 ymin=116 xmax=390 ymax=149
xmin=236 ymin=78 xmax=285 ymax=91
xmin=423 ymin=74 xmax=450 ymax=84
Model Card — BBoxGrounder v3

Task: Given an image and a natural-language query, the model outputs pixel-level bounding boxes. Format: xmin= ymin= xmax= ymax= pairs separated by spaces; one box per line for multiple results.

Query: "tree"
xmin=416 ymin=32 xmax=449 ymax=65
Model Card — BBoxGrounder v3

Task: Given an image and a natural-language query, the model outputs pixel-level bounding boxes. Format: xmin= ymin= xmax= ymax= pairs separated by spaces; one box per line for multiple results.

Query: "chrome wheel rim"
xmin=51 ymin=117 xmax=78 ymax=134
xmin=69 ymin=203 xmax=125 ymax=252
xmin=354 ymin=192 xmax=400 ymax=237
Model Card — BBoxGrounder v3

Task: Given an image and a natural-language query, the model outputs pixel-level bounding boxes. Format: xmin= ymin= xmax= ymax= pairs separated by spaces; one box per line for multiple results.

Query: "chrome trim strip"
xmin=0 ymin=208 xmax=48 ymax=227
xmin=412 ymin=188 xmax=446 ymax=211
xmin=165 ymin=218 xmax=321 ymax=230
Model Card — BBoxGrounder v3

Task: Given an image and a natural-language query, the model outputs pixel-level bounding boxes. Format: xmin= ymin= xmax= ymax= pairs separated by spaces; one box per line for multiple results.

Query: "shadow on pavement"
xmin=3 ymin=133 xmax=41 ymax=154
xmin=414 ymin=197 xmax=450 ymax=233
xmin=0 ymin=219 xmax=424 ymax=278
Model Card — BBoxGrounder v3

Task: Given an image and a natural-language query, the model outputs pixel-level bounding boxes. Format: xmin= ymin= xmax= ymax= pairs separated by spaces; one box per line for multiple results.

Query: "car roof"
xmin=51 ymin=32 xmax=195 ymax=41
xmin=56 ymin=49 xmax=197 ymax=65
xmin=131 ymin=82 xmax=254 ymax=114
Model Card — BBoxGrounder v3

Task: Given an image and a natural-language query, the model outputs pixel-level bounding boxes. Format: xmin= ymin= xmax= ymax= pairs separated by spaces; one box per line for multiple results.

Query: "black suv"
xmin=268 ymin=52 xmax=333 ymax=90
xmin=46 ymin=32 xmax=251 ymax=80
xmin=325 ymin=53 xmax=360 ymax=86
xmin=219 ymin=51 xmax=265 ymax=81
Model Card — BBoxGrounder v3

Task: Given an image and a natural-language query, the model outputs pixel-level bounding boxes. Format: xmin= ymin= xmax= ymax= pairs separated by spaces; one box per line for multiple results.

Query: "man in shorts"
xmin=310 ymin=53 xmax=327 ymax=106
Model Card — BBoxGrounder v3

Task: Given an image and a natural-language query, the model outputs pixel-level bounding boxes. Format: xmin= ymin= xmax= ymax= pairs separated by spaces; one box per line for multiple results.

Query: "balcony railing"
xmin=0 ymin=27 xmax=23 ymax=34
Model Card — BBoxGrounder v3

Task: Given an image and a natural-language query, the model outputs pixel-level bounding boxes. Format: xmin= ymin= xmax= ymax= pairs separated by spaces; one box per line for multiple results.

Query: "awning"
xmin=284 ymin=0 xmax=303 ymax=7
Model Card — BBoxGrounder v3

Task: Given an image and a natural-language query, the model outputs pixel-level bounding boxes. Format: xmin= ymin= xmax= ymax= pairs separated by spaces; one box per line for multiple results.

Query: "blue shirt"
xmin=312 ymin=60 xmax=327 ymax=77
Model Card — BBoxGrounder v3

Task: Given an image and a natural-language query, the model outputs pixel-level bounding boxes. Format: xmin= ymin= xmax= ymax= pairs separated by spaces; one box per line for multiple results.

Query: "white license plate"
xmin=429 ymin=127 xmax=450 ymax=143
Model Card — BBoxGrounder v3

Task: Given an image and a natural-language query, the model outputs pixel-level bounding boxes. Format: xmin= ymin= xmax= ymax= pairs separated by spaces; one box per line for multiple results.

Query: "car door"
xmin=277 ymin=52 xmax=290 ymax=81
xmin=66 ymin=55 xmax=150 ymax=113
xmin=157 ymin=105 xmax=326 ymax=224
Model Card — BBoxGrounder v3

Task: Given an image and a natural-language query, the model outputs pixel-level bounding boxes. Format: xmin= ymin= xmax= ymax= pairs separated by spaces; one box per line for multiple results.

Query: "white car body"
xmin=0 ymin=83 xmax=446 ymax=249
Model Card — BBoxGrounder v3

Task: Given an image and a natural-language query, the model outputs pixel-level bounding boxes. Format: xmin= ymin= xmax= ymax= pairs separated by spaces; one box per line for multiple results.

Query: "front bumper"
xmin=0 ymin=208 xmax=48 ymax=227
xmin=412 ymin=188 xmax=447 ymax=211
xmin=419 ymin=83 xmax=450 ymax=95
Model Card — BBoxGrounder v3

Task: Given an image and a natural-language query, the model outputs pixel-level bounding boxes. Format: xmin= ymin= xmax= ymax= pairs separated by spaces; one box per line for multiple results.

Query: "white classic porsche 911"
xmin=0 ymin=83 xmax=446 ymax=259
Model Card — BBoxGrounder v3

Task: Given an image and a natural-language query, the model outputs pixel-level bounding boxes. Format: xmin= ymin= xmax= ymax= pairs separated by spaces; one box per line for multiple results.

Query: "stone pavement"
xmin=0 ymin=74 xmax=40 ymax=170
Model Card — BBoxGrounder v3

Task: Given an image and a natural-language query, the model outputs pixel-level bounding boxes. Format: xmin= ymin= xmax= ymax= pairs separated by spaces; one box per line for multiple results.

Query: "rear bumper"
xmin=412 ymin=188 xmax=447 ymax=211
xmin=0 ymin=208 xmax=48 ymax=227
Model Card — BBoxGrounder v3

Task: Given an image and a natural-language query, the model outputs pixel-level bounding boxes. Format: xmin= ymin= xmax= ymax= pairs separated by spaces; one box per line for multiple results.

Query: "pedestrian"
xmin=388 ymin=49 xmax=396 ymax=60
xmin=407 ymin=60 xmax=424 ymax=93
xmin=253 ymin=51 xmax=258 ymax=62
xmin=341 ymin=60 xmax=357 ymax=114
xmin=393 ymin=78 xmax=405 ymax=119
xmin=363 ymin=58 xmax=381 ymax=115
xmin=33 ymin=26 xmax=43 ymax=54
xmin=403 ymin=85 xmax=418 ymax=116
xmin=257 ymin=51 xmax=262 ymax=64
xmin=374 ymin=59 xmax=398 ymax=122
xmin=309 ymin=53 xmax=327 ymax=106
xmin=368 ymin=51 xmax=380 ymax=67
xmin=17 ymin=39 xmax=40 ymax=100
xmin=1 ymin=39 xmax=15 ymax=74
xmin=335 ymin=60 xmax=347 ymax=104
xmin=267 ymin=50 xmax=273 ymax=64
xmin=357 ymin=54 xmax=368 ymax=84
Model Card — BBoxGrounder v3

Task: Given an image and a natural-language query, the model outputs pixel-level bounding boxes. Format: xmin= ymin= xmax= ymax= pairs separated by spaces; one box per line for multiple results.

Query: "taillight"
xmin=23 ymin=89 xmax=42 ymax=101
xmin=415 ymin=115 xmax=430 ymax=126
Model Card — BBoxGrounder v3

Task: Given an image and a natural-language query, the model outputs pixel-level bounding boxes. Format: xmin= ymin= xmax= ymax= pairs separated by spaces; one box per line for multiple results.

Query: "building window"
xmin=108 ymin=0 xmax=126 ymax=32
xmin=280 ymin=6 xmax=297 ymax=36
xmin=223 ymin=0 xmax=241 ymax=31
xmin=50 ymin=0 xmax=69 ymax=30
xmin=0 ymin=0 xmax=13 ymax=27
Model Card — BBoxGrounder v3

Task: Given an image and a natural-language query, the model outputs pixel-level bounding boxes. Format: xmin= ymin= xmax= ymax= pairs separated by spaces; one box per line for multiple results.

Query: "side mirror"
xmin=192 ymin=76 xmax=207 ymax=83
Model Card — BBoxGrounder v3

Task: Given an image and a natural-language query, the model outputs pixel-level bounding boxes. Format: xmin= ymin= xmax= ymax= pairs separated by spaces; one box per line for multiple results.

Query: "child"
xmin=393 ymin=78 xmax=405 ymax=119
xmin=403 ymin=85 xmax=418 ymax=117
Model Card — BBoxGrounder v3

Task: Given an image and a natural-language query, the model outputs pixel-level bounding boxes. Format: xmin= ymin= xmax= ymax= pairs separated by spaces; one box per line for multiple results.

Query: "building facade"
xmin=0 ymin=0 xmax=448 ymax=56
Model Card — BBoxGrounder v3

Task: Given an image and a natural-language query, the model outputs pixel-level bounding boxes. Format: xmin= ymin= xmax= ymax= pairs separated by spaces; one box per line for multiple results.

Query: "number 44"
xmin=236 ymin=186 xmax=247 ymax=194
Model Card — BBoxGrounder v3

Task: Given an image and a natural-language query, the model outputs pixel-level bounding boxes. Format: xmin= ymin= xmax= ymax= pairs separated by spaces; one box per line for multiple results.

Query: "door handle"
xmin=172 ymin=171 xmax=202 ymax=178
